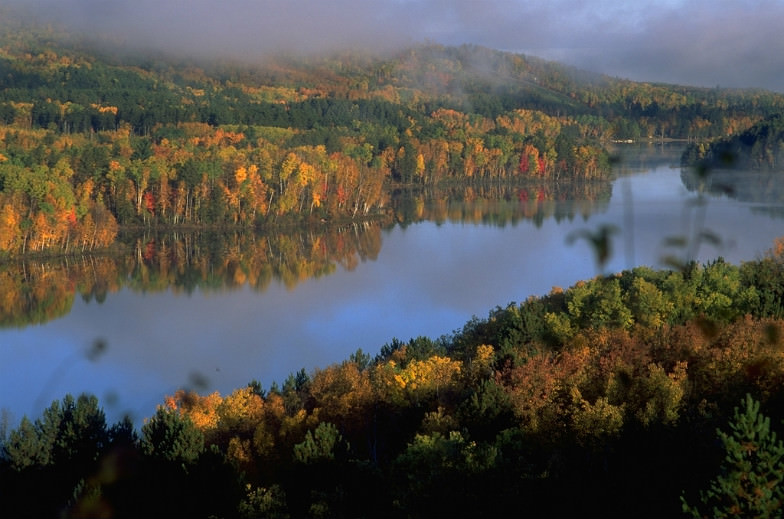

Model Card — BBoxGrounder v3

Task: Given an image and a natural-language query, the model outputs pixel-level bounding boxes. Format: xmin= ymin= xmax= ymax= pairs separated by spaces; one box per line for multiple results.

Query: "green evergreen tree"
xmin=2 ymin=416 xmax=46 ymax=471
xmin=52 ymin=394 xmax=108 ymax=467
xmin=293 ymin=422 xmax=347 ymax=464
xmin=140 ymin=406 xmax=204 ymax=464
xmin=682 ymin=394 xmax=784 ymax=518
xmin=2 ymin=394 xmax=108 ymax=471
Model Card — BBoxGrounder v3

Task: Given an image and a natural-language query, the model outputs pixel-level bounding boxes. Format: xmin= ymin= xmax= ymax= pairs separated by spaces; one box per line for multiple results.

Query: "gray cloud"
xmin=7 ymin=0 xmax=784 ymax=91
xmin=547 ymin=0 xmax=784 ymax=91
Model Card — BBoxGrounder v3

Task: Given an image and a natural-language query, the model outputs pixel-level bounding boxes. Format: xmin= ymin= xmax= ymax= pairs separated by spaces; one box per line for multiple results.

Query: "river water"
xmin=2 ymin=143 xmax=783 ymax=427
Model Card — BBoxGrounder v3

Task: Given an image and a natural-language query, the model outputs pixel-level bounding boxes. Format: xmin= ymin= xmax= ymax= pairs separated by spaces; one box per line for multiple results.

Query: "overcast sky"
xmin=9 ymin=0 xmax=784 ymax=91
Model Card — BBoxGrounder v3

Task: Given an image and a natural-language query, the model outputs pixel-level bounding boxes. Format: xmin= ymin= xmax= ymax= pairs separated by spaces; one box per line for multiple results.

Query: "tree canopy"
xmin=2 ymin=16 xmax=784 ymax=257
xmin=3 ymin=239 xmax=784 ymax=517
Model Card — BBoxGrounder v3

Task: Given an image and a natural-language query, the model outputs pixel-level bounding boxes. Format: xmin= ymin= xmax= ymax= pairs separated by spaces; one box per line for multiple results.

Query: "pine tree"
xmin=293 ymin=422 xmax=347 ymax=464
xmin=140 ymin=406 xmax=204 ymax=464
xmin=682 ymin=394 xmax=784 ymax=518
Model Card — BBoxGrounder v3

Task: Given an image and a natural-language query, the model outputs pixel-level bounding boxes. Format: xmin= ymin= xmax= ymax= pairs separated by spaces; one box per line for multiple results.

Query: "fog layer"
xmin=6 ymin=1 xmax=784 ymax=91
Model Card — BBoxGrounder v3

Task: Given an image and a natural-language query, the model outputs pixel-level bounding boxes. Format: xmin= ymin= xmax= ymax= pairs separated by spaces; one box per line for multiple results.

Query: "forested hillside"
xmin=3 ymin=239 xmax=784 ymax=517
xmin=682 ymin=113 xmax=784 ymax=171
xmin=4 ymin=12 xmax=784 ymax=518
xmin=2 ymin=15 xmax=784 ymax=257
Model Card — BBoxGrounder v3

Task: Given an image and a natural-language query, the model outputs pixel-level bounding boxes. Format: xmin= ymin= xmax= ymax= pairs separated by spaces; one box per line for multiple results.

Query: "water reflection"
xmin=610 ymin=142 xmax=685 ymax=175
xmin=0 ymin=179 xmax=617 ymax=329
xmin=0 ymin=222 xmax=383 ymax=328
xmin=681 ymin=168 xmax=784 ymax=216
xmin=120 ymin=224 xmax=383 ymax=294
xmin=3 ymin=150 xmax=783 ymax=331
xmin=390 ymin=181 xmax=612 ymax=228
xmin=2 ymin=146 xmax=782 ymax=332
xmin=3 ymin=145 xmax=784 ymax=427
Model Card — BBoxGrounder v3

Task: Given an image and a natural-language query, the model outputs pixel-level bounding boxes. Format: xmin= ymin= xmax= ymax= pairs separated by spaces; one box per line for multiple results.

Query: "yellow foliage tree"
xmin=393 ymin=356 xmax=463 ymax=402
xmin=309 ymin=362 xmax=373 ymax=430
xmin=217 ymin=386 xmax=264 ymax=437
xmin=0 ymin=201 xmax=21 ymax=252
xmin=165 ymin=390 xmax=223 ymax=440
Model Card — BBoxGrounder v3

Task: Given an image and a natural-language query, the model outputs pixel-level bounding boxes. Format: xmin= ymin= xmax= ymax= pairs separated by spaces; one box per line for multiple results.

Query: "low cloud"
xmin=545 ymin=0 xmax=784 ymax=91
xmin=6 ymin=0 xmax=784 ymax=91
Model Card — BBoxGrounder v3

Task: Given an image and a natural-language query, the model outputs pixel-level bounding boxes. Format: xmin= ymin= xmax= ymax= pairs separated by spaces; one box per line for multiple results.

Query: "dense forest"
xmin=2 ymin=239 xmax=784 ymax=517
xmin=2 ymin=14 xmax=784 ymax=257
xmin=682 ymin=113 xmax=784 ymax=171
xmin=4 ymin=10 xmax=784 ymax=519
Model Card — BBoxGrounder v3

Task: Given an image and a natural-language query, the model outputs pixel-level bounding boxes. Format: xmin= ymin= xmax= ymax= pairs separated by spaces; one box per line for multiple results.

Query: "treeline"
xmin=0 ymin=123 xmax=392 ymax=257
xmin=0 ymin=27 xmax=622 ymax=259
xmin=0 ymin=177 xmax=613 ymax=329
xmin=0 ymin=222 xmax=385 ymax=327
xmin=0 ymin=111 xmax=609 ymax=258
xmin=0 ymin=100 xmax=619 ymax=258
xmin=3 ymin=239 xmax=784 ymax=517
xmin=4 ymin=18 xmax=784 ymax=257
xmin=682 ymin=113 xmax=784 ymax=171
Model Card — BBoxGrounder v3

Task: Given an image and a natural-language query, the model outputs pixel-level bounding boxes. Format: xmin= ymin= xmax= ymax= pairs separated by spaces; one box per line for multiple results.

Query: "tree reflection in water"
xmin=0 ymin=179 xmax=614 ymax=329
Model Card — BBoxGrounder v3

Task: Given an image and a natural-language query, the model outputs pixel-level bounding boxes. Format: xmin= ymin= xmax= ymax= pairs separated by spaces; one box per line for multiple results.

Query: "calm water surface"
xmin=2 ymin=145 xmax=783 ymax=426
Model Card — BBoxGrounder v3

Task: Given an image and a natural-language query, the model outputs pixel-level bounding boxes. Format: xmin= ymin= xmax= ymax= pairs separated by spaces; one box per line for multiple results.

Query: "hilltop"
xmin=1 ymin=14 xmax=784 ymax=257
xmin=2 ymin=19 xmax=783 ymax=140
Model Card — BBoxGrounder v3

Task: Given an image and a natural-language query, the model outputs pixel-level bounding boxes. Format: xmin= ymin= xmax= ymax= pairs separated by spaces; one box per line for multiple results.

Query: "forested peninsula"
xmin=683 ymin=113 xmax=784 ymax=171
xmin=2 ymin=17 xmax=784 ymax=257
xmin=3 ymin=242 xmax=784 ymax=517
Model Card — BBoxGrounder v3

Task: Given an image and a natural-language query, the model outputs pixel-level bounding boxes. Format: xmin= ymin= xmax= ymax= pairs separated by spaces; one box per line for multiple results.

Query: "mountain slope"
xmin=1 ymin=15 xmax=784 ymax=257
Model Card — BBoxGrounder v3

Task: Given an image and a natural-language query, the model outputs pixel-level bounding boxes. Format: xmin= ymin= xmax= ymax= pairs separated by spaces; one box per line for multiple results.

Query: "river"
xmin=2 ymin=143 xmax=783 ymax=428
